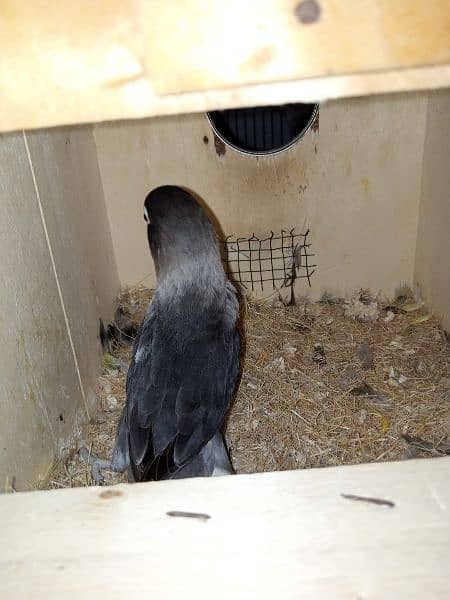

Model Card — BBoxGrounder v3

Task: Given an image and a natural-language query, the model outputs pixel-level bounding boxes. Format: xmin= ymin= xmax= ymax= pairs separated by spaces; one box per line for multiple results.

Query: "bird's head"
xmin=143 ymin=186 xmax=223 ymax=288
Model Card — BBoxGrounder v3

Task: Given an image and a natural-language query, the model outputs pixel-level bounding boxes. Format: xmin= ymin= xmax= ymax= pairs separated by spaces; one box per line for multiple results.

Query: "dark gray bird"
xmin=99 ymin=306 xmax=138 ymax=354
xmin=87 ymin=185 xmax=240 ymax=483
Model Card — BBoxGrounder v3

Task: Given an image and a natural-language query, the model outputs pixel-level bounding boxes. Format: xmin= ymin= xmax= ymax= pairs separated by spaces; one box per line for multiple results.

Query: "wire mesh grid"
xmin=222 ymin=229 xmax=316 ymax=293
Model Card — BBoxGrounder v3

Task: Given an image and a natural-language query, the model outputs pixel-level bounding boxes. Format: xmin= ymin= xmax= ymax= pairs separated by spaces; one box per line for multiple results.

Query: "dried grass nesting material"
xmin=344 ymin=289 xmax=380 ymax=322
xmin=227 ymin=294 xmax=449 ymax=474
xmin=49 ymin=286 xmax=450 ymax=489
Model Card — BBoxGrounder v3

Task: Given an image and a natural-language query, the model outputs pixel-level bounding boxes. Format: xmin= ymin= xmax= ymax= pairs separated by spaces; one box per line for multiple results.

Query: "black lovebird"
xmin=88 ymin=185 xmax=241 ymax=483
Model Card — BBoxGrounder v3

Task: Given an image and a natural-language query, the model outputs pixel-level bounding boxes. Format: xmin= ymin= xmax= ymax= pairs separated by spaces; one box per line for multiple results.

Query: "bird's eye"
xmin=143 ymin=207 xmax=150 ymax=224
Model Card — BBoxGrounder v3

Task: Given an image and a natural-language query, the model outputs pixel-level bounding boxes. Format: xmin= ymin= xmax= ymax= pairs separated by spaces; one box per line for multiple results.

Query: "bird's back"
xmin=113 ymin=282 xmax=240 ymax=481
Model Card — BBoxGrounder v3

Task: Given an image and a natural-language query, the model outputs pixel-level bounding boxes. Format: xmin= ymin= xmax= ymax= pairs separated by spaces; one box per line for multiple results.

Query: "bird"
xmin=87 ymin=185 xmax=241 ymax=483
xmin=99 ymin=306 xmax=138 ymax=354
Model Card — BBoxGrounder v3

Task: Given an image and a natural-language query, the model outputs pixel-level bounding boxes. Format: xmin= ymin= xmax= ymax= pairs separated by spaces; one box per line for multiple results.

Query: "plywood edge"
xmin=3 ymin=65 xmax=450 ymax=134
xmin=1 ymin=457 xmax=449 ymax=598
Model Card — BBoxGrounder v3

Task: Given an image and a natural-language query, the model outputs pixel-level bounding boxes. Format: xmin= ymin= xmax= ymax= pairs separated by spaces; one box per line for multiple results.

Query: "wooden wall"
xmin=0 ymin=127 xmax=119 ymax=491
xmin=95 ymin=92 xmax=428 ymax=301
xmin=415 ymin=88 xmax=450 ymax=331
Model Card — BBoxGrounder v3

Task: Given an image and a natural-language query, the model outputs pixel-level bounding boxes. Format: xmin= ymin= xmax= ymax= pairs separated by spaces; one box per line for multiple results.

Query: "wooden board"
xmin=1 ymin=456 xmax=449 ymax=598
xmin=142 ymin=0 xmax=450 ymax=94
xmin=0 ymin=1 xmax=449 ymax=132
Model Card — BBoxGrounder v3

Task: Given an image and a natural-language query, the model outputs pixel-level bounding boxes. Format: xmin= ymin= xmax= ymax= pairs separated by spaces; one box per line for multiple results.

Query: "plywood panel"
xmin=26 ymin=127 xmax=120 ymax=411
xmin=0 ymin=1 xmax=449 ymax=132
xmin=95 ymin=93 xmax=427 ymax=299
xmin=0 ymin=132 xmax=86 ymax=491
xmin=144 ymin=0 xmax=450 ymax=94
xmin=415 ymin=89 xmax=450 ymax=330
xmin=0 ymin=457 xmax=449 ymax=598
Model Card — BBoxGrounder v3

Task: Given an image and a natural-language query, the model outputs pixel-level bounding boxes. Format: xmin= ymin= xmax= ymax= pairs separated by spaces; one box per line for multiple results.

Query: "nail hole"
xmin=295 ymin=0 xmax=321 ymax=24
xmin=99 ymin=489 xmax=123 ymax=499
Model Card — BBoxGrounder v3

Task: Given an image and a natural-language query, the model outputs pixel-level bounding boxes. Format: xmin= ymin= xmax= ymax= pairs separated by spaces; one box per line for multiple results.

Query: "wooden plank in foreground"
xmin=1 ymin=457 xmax=449 ymax=599
xmin=0 ymin=1 xmax=449 ymax=132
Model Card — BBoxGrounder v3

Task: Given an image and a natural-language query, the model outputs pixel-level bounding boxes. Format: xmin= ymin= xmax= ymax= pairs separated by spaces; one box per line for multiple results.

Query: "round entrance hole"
xmin=206 ymin=103 xmax=318 ymax=156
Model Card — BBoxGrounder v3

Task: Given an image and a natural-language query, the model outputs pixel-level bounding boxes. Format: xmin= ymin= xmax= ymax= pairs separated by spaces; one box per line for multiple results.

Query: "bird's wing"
xmin=110 ymin=307 xmax=154 ymax=474
xmin=125 ymin=303 xmax=240 ymax=481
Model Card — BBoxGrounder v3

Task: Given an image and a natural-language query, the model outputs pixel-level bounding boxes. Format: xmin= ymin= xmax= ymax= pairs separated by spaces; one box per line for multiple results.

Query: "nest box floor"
xmin=49 ymin=287 xmax=450 ymax=489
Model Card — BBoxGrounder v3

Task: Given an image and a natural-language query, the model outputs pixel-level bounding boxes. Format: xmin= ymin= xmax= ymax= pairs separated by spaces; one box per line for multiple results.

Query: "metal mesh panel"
xmin=222 ymin=229 xmax=316 ymax=294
